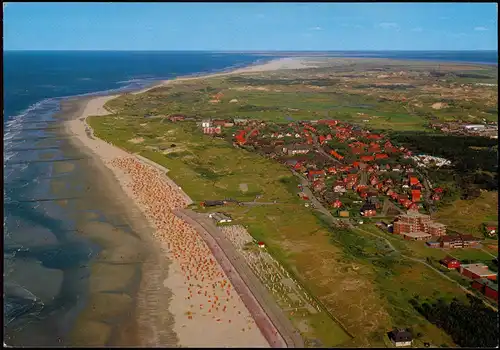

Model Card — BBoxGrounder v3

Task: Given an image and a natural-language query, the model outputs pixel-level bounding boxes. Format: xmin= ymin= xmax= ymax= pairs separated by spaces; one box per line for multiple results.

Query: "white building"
xmin=464 ymin=124 xmax=485 ymax=131
xmin=389 ymin=329 xmax=413 ymax=347
xmin=208 ymin=212 xmax=232 ymax=224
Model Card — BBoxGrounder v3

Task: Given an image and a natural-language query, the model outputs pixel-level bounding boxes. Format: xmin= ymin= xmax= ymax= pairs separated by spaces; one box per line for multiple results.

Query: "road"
xmin=415 ymin=168 xmax=435 ymax=216
xmin=240 ymin=201 xmax=281 ymax=206
xmin=290 ymin=169 xmax=333 ymax=220
xmin=355 ymin=226 xmax=499 ymax=312
xmin=310 ymin=134 xmax=343 ymax=166
xmin=173 ymin=209 xmax=304 ymax=348
xmin=245 ymin=126 xmax=260 ymax=143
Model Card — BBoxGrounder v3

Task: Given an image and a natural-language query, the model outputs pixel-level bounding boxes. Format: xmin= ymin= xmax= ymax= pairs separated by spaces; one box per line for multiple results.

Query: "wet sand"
xmin=44 ymin=97 xmax=175 ymax=347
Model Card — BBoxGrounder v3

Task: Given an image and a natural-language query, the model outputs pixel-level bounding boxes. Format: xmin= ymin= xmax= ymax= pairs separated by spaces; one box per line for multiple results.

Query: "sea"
xmin=2 ymin=50 xmax=497 ymax=346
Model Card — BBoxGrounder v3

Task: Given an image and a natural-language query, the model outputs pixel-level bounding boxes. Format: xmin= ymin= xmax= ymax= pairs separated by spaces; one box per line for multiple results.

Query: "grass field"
xmin=89 ymin=110 xmax=467 ymax=347
xmin=434 ymin=191 xmax=498 ymax=237
xmin=104 ymin=60 xmax=497 ymax=131
xmin=87 ymin=61 xmax=498 ymax=346
xmin=89 ymin=115 xmax=360 ymax=347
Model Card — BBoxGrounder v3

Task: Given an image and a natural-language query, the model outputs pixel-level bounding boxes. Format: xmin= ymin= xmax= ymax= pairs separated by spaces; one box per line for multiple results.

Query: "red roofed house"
xmin=408 ymin=202 xmax=419 ymax=211
xmin=307 ymin=170 xmax=326 ymax=181
xmin=432 ymin=193 xmax=441 ymax=201
xmin=204 ymin=126 xmax=222 ymax=135
xmin=401 ymin=199 xmax=418 ymax=209
xmin=409 ymin=176 xmax=419 ymax=186
xmin=332 ymin=200 xmax=343 ymax=208
xmin=360 ymin=202 xmax=377 ymax=217
xmin=353 ymin=161 xmax=361 ymax=168
xmin=293 ymin=161 xmax=304 ymax=170
xmin=440 ymin=256 xmax=461 ymax=269
xmin=485 ymin=226 xmax=497 ymax=236
xmin=345 ymin=174 xmax=358 ymax=188
xmin=168 ymin=114 xmax=186 ymax=122
xmin=360 ymin=155 xmax=375 ymax=162
xmin=460 ymin=263 xmax=497 ymax=281
xmin=212 ymin=119 xmax=229 ymax=126
xmin=398 ymin=194 xmax=408 ymax=204
xmin=375 ymin=153 xmax=389 ymax=160
xmin=411 ymin=190 xmax=421 ymax=202
xmin=313 ymin=179 xmax=326 ymax=192
xmin=472 ymin=279 xmax=498 ymax=301
xmin=366 ymin=133 xmax=383 ymax=140
xmin=355 ymin=184 xmax=368 ymax=193
xmin=235 ymin=130 xmax=247 ymax=145
xmin=330 ymin=150 xmax=344 ymax=160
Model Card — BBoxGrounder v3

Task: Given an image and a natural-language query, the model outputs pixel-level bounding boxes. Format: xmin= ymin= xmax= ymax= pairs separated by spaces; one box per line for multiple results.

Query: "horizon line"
xmin=4 ymin=49 xmax=498 ymax=52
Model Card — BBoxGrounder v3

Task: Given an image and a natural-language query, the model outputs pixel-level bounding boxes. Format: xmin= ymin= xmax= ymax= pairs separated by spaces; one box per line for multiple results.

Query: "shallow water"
xmin=3 ymin=101 xmax=151 ymax=346
xmin=3 ymin=51 xmax=285 ymax=346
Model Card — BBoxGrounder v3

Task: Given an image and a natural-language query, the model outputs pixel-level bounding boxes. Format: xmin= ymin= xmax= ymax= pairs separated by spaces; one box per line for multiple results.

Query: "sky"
xmin=3 ymin=2 xmax=498 ymax=51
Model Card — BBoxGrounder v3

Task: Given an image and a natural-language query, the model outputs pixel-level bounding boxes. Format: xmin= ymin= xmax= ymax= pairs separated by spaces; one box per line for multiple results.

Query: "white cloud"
xmin=412 ymin=27 xmax=423 ymax=32
xmin=309 ymin=26 xmax=322 ymax=31
xmin=377 ymin=22 xmax=400 ymax=30
xmin=474 ymin=26 xmax=488 ymax=31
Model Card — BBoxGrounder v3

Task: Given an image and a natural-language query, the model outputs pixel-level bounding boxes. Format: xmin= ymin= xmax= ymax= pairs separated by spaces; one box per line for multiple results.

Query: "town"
xmin=429 ymin=121 xmax=498 ymax=139
xmin=167 ymin=114 xmax=498 ymax=307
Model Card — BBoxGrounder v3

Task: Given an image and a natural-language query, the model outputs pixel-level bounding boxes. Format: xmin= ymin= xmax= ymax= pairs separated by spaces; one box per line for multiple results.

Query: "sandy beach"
xmin=133 ymin=57 xmax=317 ymax=94
xmin=64 ymin=57 xmax=312 ymax=347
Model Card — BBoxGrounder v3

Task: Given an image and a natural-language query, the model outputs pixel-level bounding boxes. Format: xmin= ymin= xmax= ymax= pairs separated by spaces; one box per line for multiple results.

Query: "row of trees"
xmin=389 ymin=132 xmax=498 ymax=197
xmin=409 ymin=295 xmax=498 ymax=348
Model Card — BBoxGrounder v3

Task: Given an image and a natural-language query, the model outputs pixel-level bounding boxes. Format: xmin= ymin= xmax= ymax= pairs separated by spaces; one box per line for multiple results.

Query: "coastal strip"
xmin=63 ymin=57 xmax=315 ymax=347
xmin=132 ymin=57 xmax=318 ymax=94
xmin=173 ymin=208 xmax=304 ymax=348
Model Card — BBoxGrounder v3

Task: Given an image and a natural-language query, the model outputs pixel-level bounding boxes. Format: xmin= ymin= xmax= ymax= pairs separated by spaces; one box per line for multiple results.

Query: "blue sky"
xmin=3 ymin=2 xmax=498 ymax=51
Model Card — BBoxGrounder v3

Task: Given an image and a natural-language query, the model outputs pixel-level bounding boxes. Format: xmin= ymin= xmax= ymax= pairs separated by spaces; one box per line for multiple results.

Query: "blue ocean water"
xmin=3 ymin=51 xmax=279 ymax=345
xmin=2 ymin=50 xmax=497 ymax=345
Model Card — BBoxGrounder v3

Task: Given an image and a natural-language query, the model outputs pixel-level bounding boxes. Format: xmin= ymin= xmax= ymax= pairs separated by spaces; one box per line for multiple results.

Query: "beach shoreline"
xmin=61 ymin=56 xmax=313 ymax=347
xmin=130 ymin=56 xmax=317 ymax=94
